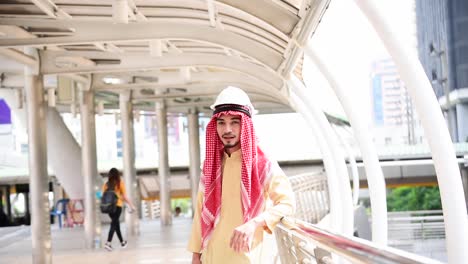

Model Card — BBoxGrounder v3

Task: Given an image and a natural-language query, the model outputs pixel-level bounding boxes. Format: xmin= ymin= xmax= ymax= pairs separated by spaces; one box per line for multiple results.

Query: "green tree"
xmin=387 ymin=186 xmax=442 ymax=211
xmin=171 ymin=198 xmax=191 ymax=213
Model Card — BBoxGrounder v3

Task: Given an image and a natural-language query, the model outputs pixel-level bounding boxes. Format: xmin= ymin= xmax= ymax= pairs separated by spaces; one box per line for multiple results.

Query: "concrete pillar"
xmin=24 ymin=47 xmax=51 ymax=263
xmin=456 ymin=103 xmax=468 ymax=142
xmin=0 ymin=188 xmax=4 ymax=219
xmin=24 ymin=192 xmax=30 ymax=224
xmin=461 ymin=164 xmax=468 ymax=212
xmin=187 ymin=109 xmax=201 ymax=216
xmin=6 ymin=186 xmax=12 ymax=221
xmin=119 ymin=91 xmax=139 ymax=236
xmin=135 ymin=180 xmax=142 ymax=220
xmin=80 ymin=87 xmax=101 ymax=248
xmin=156 ymin=101 xmax=172 ymax=225
xmin=444 ymin=109 xmax=458 ymax=142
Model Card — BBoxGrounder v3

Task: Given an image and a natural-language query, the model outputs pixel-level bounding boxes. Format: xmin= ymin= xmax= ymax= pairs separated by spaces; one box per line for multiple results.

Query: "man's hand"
xmin=229 ymin=217 xmax=265 ymax=253
xmin=192 ymin=253 xmax=201 ymax=264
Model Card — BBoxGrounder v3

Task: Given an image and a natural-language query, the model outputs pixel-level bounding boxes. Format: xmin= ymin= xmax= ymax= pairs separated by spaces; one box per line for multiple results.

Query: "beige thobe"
xmin=187 ymin=149 xmax=295 ymax=263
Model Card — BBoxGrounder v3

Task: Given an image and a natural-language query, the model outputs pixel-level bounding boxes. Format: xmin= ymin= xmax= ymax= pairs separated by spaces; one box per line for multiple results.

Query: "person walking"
xmin=187 ymin=87 xmax=296 ymax=263
xmin=103 ymin=167 xmax=136 ymax=251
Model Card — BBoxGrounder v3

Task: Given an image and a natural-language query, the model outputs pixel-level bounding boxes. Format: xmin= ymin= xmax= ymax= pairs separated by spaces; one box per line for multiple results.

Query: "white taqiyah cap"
xmin=210 ymin=86 xmax=256 ymax=115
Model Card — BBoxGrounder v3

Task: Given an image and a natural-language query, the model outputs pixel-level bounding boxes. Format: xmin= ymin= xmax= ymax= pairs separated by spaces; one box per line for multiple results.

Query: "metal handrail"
xmin=387 ymin=210 xmax=443 ymax=216
xmin=289 ymin=171 xmax=325 ymax=181
xmin=387 ymin=211 xmax=446 ymax=242
xmin=275 ymin=217 xmax=444 ymax=264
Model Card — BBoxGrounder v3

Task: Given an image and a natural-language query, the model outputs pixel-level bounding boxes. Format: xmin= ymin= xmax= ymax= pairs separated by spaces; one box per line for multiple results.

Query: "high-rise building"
xmin=415 ymin=0 xmax=468 ymax=142
xmin=371 ymin=59 xmax=423 ymax=145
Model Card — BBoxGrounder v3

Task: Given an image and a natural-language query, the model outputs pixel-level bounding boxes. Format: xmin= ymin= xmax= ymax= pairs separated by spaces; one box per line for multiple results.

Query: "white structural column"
xmin=119 ymin=91 xmax=139 ymax=235
xmin=79 ymin=85 xmax=100 ymax=248
xmin=288 ymin=78 xmax=354 ymax=236
xmin=335 ymin=127 xmax=360 ymax=207
xmin=24 ymin=47 xmax=51 ymax=263
xmin=354 ymin=1 xmax=468 ymax=261
xmin=156 ymin=101 xmax=172 ymax=225
xmin=302 ymin=44 xmax=388 ymax=244
xmin=187 ymin=108 xmax=201 ymax=215
xmin=288 ymin=93 xmax=342 ymax=231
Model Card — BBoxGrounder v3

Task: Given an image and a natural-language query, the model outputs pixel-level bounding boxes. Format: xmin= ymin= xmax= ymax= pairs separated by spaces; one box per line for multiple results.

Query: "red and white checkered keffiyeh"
xmin=200 ymin=109 xmax=272 ymax=249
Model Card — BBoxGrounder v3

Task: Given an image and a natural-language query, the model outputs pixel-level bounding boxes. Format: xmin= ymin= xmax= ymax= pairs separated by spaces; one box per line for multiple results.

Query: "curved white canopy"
xmin=0 ymin=0 xmax=330 ymax=114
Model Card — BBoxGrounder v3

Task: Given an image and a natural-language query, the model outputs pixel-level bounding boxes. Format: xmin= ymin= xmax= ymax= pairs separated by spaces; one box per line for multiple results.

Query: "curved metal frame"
xmin=289 ymin=78 xmax=354 ymax=237
xmin=354 ymin=0 xmax=468 ymax=262
xmin=0 ymin=18 xmax=283 ymax=69
xmin=302 ymin=44 xmax=388 ymax=245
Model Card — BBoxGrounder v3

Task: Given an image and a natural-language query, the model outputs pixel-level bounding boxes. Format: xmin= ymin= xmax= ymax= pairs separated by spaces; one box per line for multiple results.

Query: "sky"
xmin=304 ymin=0 xmax=417 ymax=121
xmin=255 ymin=0 xmax=417 ymax=160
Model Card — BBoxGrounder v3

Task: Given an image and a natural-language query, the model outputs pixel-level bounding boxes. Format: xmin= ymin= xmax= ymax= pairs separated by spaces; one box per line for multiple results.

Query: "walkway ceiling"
xmin=0 ymin=0 xmax=330 ymax=114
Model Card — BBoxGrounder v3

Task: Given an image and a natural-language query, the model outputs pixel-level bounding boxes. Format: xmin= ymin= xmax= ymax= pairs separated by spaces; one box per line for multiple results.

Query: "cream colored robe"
xmin=187 ymin=149 xmax=295 ymax=263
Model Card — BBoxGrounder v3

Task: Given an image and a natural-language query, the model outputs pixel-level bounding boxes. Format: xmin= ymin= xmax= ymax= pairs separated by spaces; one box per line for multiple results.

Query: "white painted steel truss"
xmin=0 ymin=0 xmax=328 ymax=115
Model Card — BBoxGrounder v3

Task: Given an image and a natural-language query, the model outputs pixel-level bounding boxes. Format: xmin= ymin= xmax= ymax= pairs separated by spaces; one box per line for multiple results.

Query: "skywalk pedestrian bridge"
xmin=0 ymin=0 xmax=467 ymax=263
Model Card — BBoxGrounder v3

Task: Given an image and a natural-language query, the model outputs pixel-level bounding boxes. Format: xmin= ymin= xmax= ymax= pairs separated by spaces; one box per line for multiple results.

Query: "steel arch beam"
xmin=0 ymin=18 xmax=282 ymax=69
xmin=39 ymin=51 xmax=284 ymax=89
xmin=130 ymin=85 xmax=286 ymax=104
xmin=94 ymin=78 xmax=290 ymax=113
xmin=93 ymin=70 xmax=284 ymax=99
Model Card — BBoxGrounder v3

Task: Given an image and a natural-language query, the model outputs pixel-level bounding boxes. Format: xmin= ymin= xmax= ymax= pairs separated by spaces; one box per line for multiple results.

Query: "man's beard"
xmin=223 ymin=140 xmax=239 ymax=149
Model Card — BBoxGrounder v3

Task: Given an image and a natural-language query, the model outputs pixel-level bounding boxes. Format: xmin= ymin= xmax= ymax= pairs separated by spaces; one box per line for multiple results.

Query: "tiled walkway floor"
xmin=0 ymin=217 xmax=193 ymax=264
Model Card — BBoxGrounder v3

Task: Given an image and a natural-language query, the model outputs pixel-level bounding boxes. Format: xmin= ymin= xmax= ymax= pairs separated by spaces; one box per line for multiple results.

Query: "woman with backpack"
xmin=102 ymin=167 xmax=136 ymax=251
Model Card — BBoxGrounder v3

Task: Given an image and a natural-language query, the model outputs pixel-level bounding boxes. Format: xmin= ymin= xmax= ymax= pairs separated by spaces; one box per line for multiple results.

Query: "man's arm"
xmin=230 ymin=165 xmax=295 ymax=252
xmin=192 ymin=253 xmax=202 ymax=264
xmin=229 ymin=214 xmax=266 ymax=252
xmin=258 ymin=168 xmax=296 ymax=233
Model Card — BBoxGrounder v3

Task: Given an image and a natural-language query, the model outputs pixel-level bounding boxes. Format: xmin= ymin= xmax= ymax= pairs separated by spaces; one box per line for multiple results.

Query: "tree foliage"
xmin=386 ymin=186 xmax=442 ymax=211
xmin=171 ymin=198 xmax=191 ymax=213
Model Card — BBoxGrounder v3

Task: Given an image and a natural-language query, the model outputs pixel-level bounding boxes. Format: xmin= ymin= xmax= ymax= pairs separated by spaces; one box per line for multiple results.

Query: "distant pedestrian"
xmin=175 ymin=206 xmax=182 ymax=217
xmin=103 ymin=168 xmax=136 ymax=251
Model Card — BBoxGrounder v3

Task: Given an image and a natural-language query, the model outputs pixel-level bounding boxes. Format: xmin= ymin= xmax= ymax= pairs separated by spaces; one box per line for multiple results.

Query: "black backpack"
xmin=100 ymin=183 xmax=118 ymax=214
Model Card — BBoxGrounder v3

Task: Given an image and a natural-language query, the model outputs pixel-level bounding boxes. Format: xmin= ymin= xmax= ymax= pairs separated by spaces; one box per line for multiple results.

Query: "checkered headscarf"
xmin=200 ymin=107 xmax=272 ymax=248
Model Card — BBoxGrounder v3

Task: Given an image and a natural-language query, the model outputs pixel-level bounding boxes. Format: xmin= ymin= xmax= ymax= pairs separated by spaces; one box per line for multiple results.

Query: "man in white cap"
xmin=187 ymin=87 xmax=295 ymax=263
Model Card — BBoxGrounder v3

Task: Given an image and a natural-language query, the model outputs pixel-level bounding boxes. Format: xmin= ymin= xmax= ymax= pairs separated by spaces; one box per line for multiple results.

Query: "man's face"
xmin=216 ymin=114 xmax=241 ymax=153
